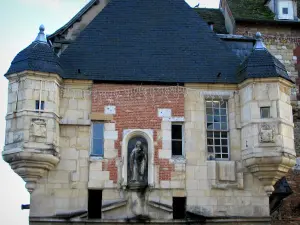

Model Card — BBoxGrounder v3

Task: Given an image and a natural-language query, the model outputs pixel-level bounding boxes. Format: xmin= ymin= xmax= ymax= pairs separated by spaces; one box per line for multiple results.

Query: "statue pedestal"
xmin=128 ymin=182 xmax=148 ymax=191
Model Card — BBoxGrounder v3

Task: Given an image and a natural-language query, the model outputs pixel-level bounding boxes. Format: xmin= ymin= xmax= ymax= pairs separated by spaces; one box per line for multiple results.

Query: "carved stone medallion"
xmin=31 ymin=119 xmax=47 ymax=138
xmin=259 ymin=123 xmax=275 ymax=143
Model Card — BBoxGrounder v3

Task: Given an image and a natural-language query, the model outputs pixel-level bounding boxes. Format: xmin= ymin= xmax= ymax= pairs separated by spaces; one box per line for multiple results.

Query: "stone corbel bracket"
xmin=2 ymin=150 xmax=59 ymax=193
xmin=207 ymin=161 xmax=244 ymax=190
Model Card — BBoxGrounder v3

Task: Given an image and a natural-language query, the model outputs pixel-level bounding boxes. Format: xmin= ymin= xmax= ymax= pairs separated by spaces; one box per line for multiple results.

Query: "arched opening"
xmin=121 ymin=129 xmax=154 ymax=187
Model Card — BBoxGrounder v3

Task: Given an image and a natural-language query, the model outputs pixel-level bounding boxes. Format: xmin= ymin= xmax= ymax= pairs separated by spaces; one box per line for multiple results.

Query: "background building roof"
xmin=194 ymin=8 xmax=227 ymax=34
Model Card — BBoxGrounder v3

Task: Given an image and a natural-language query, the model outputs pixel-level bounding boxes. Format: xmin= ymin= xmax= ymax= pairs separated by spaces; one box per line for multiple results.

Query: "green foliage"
xmin=227 ymin=0 xmax=275 ymax=20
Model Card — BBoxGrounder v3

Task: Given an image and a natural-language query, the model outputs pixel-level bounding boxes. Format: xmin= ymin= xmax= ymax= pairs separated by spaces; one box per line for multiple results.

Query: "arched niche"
xmin=122 ymin=129 xmax=154 ymax=187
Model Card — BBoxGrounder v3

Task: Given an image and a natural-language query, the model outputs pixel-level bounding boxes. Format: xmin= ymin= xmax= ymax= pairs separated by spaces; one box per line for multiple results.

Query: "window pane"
xmin=172 ymin=125 xmax=182 ymax=140
xmin=221 ymin=123 xmax=227 ymax=130
xmin=172 ymin=140 xmax=182 ymax=155
xmin=214 ymin=116 xmax=220 ymax=122
xmin=214 ymin=123 xmax=220 ymax=130
xmin=221 ymin=132 xmax=227 ymax=138
xmin=213 ymin=101 xmax=220 ymax=108
xmin=207 ymin=123 xmax=213 ymax=130
xmin=221 ymin=139 xmax=228 ymax=145
xmin=220 ymin=109 xmax=226 ymax=116
xmin=214 ymin=108 xmax=220 ymax=115
xmin=41 ymin=101 xmax=45 ymax=110
xmin=222 ymin=154 xmax=229 ymax=159
xmin=221 ymin=116 xmax=227 ymax=122
xmin=260 ymin=107 xmax=270 ymax=119
xmin=206 ymin=101 xmax=212 ymax=107
xmin=215 ymin=139 xmax=220 ymax=145
xmin=207 ymin=131 xmax=213 ymax=138
xmin=207 ymin=139 xmax=213 ymax=145
xmin=207 ymin=146 xmax=214 ymax=153
xmin=206 ymin=108 xmax=213 ymax=114
xmin=35 ymin=100 xmax=39 ymax=110
xmin=207 ymin=115 xmax=213 ymax=122
xmin=92 ymin=138 xmax=103 ymax=156
xmin=222 ymin=147 xmax=228 ymax=153
xmin=93 ymin=123 xmax=104 ymax=138
xmin=215 ymin=154 xmax=221 ymax=159
xmin=220 ymin=102 xmax=226 ymax=108
xmin=282 ymin=8 xmax=288 ymax=14
xmin=215 ymin=147 xmax=221 ymax=153
xmin=214 ymin=132 xmax=221 ymax=138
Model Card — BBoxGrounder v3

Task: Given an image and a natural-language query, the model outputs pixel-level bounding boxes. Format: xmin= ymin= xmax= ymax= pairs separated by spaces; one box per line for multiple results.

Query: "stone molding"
xmin=207 ymin=161 xmax=244 ymax=190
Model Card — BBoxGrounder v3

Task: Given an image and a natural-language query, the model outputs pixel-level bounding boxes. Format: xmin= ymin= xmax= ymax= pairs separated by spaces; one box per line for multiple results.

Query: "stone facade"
xmin=2 ymin=72 xmax=296 ymax=224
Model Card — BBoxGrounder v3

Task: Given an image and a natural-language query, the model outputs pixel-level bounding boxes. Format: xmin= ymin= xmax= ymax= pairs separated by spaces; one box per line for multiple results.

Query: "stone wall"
xmin=235 ymin=23 xmax=300 ymax=224
xmin=30 ymin=79 xmax=92 ymax=217
xmin=235 ymin=24 xmax=299 ymax=101
xmin=184 ymin=84 xmax=269 ymax=218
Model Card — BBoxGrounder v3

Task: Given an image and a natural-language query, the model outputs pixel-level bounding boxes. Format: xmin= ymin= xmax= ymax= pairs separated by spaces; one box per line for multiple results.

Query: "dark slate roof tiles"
xmin=237 ymin=48 xmax=292 ymax=82
xmin=5 ymin=42 xmax=64 ymax=77
xmin=59 ymin=0 xmax=240 ymax=83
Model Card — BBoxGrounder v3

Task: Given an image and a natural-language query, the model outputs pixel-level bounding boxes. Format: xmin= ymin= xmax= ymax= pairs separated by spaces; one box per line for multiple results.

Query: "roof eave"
xmin=235 ymin=18 xmax=300 ymax=26
xmin=48 ymin=0 xmax=98 ymax=40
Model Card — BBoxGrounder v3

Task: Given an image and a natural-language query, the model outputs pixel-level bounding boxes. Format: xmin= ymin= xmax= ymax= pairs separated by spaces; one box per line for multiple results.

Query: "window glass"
xmin=172 ymin=124 xmax=183 ymax=156
xmin=92 ymin=123 xmax=104 ymax=156
xmin=206 ymin=100 xmax=229 ymax=160
xmin=260 ymin=107 xmax=270 ymax=119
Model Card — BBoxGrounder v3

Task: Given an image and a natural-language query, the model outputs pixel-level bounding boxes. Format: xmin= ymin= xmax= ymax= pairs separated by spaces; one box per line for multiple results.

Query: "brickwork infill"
xmin=92 ymin=84 xmax=184 ymax=183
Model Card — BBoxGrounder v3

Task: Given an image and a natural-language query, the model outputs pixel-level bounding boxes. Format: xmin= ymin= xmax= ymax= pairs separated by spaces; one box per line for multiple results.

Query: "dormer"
xmin=265 ymin=0 xmax=298 ymax=20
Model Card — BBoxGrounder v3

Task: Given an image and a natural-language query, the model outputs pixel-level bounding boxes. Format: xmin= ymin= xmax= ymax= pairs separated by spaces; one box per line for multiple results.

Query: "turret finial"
xmin=34 ymin=24 xmax=48 ymax=44
xmin=254 ymin=32 xmax=266 ymax=50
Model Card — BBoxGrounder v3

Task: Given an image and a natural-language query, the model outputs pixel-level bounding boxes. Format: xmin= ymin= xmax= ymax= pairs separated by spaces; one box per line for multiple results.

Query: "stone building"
xmin=2 ymin=0 xmax=298 ymax=224
xmin=218 ymin=0 xmax=300 ymax=223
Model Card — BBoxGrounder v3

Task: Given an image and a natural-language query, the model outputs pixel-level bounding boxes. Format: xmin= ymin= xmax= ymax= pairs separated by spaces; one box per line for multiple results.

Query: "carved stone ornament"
xmin=259 ymin=123 xmax=275 ymax=143
xmin=31 ymin=119 xmax=47 ymax=138
xmin=128 ymin=137 xmax=148 ymax=189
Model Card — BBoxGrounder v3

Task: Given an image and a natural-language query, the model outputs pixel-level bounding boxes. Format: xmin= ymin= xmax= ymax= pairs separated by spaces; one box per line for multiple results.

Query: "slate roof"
xmin=60 ymin=0 xmax=240 ymax=83
xmin=5 ymin=39 xmax=64 ymax=77
xmin=194 ymin=8 xmax=227 ymax=34
xmin=227 ymin=0 xmax=275 ymax=21
xmin=237 ymin=47 xmax=291 ymax=83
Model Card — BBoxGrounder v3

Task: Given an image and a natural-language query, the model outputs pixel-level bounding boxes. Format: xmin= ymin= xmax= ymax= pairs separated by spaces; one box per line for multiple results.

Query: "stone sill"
xmin=89 ymin=156 xmax=104 ymax=161
xmin=170 ymin=156 xmax=186 ymax=164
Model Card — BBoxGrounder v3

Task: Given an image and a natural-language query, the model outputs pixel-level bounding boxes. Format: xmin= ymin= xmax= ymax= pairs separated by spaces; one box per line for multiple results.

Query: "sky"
xmin=0 ymin=0 xmax=219 ymax=224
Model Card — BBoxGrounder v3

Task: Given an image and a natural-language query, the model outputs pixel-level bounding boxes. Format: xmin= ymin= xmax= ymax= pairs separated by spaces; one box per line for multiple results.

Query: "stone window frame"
xmin=90 ymin=122 xmax=104 ymax=157
xmin=205 ymin=98 xmax=230 ymax=161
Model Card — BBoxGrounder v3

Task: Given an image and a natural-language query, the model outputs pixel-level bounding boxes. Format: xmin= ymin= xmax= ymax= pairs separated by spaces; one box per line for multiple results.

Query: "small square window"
xmin=172 ymin=124 xmax=183 ymax=156
xmin=35 ymin=100 xmax=45 ymax=111
xmin=260 ymin=107 xmax=270 ymax=119
xmin=282 ymin=7 xmax=288 ymax=15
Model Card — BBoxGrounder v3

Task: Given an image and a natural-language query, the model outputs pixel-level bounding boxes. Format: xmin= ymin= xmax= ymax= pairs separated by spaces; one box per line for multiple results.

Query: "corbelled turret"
xmin=3 ymin=25 xmax=62 ymax=193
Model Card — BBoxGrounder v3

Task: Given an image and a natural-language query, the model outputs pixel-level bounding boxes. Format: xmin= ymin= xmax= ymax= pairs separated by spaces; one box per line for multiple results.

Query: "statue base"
xmin=128 ymin=182 xmax=148 ymax=190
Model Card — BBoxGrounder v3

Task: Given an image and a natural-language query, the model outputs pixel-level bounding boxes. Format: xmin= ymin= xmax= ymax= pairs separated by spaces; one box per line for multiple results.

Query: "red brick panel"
xmin=92 ymin=84 xmax=184 ymax=183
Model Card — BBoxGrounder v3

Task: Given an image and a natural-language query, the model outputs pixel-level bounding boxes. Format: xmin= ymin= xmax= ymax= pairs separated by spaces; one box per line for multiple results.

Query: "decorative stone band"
xmin=2 ymin=150 xmax=59 ymax=193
